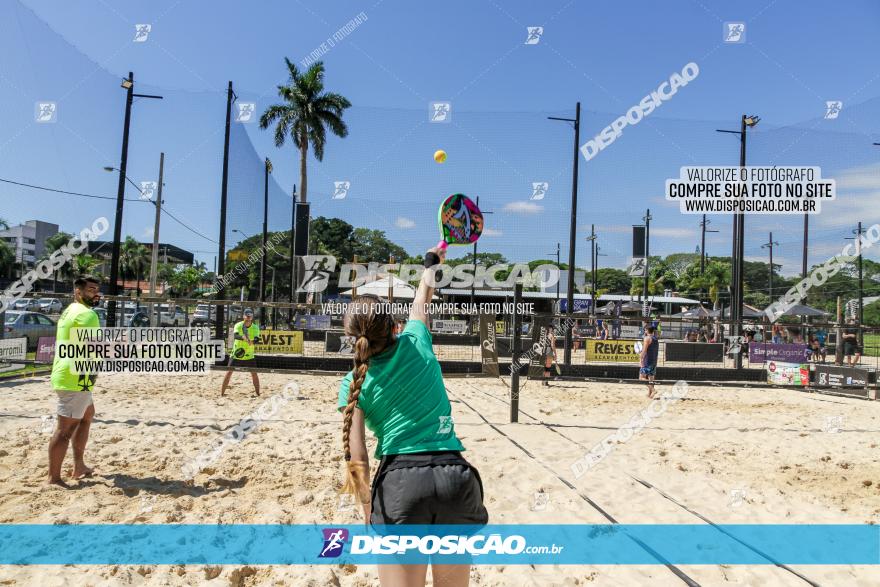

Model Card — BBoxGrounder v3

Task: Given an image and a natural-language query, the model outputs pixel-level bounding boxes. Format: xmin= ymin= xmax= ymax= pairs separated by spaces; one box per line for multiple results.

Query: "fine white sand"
xmin=0 ymin=370 xmax=877 ymax=586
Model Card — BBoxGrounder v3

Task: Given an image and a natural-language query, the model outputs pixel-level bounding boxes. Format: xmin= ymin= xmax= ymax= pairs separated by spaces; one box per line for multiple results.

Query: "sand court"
xmin=0 ymin=371 xmax=878 ymax=586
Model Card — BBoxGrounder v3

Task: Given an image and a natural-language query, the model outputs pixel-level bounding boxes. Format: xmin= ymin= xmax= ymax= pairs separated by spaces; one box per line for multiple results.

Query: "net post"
xmin=510 ymin=281 xmax=523 ymax=423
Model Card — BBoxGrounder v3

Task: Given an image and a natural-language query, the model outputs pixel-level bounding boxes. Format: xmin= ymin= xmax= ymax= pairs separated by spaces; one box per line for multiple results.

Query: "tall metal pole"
xmin=215 ymin=81 xmax=233 ymax=341
xmin=260 ymin=158 xmax=271 ymax=325
xmin=857 ymin=221 xmax=864 ymax=332
xmin=642 ymin=209 xmax=651 ymax=308
xmin=589 ymin=225 xmax=596 ymax=316
xmin=148 ymin=152 xmax=164 ymax=327
xmin=555 ymin=242 xmax=560 ymax=303
xmin=470 ymin=195 xmax=479 ymax=314
xmin=700 ymin=214 xmax=707 ymax=275
xmin=732 ymin=115 xmax=749 ymax=368
xmin=564 ymin=102 xmax=581 ymax=367
xmin=107 ymin=72 xmax=135 ymax=328
xmin=510 ymin=282 xmax=523 ymax=423
xmin=762 ymin=232 xmax=777 ymax=303
xmin=289 ymin=184 xmax=296 ymax=320
xmin=802 ymin=215 xmax=809 ymax=279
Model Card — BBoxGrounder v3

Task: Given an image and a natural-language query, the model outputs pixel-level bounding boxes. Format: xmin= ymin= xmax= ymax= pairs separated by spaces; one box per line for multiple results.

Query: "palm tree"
xmin=259 ymin=59 xmax=351 ymax=203
xmin=120 ymin=237 xmax=149 ymax=295
xmin=41 ymin=232 xmax=74 ymax=292
xmin=0 ymin=240 xmax=14 ymax=279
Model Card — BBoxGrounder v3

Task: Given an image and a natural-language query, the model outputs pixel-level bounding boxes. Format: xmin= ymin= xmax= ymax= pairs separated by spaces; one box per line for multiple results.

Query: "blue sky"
xmin=1 ymin=0 xmax=879 ymax=275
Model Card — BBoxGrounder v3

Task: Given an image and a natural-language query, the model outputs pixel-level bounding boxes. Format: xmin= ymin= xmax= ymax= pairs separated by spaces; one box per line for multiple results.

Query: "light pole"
xmin=716 ymin=114 xmax=759 ymax=368
xmin=641 ymin=209 xmax=651 ymax=313
xmin=548 ymin=102 xmax=582 ymax=367
xmin=845 ymin=223 xmax=865 ymax=342
xmin=761 ymin=232 xmax=779 ymax=301
xmin=107 ymin=73 xmax=162 ymax=327
xmin=586 ymin=226 xmax=597 ymax=315
xmin=260 ymin=158 xmax=272 ymax=325
xmin=469 ymin=196 xmax=494 ymax=318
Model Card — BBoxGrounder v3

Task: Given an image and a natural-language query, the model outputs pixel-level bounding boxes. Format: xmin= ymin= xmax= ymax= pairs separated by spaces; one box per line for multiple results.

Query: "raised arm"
xmin=409 ymin=245 xmax=446 ymax=326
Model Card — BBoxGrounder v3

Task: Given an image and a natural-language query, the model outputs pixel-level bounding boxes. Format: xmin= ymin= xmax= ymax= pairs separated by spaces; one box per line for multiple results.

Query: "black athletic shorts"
xmin=370 ymin=451 xmax=489 ymax=526
xmin=227 ymin=356 xmax=255 ymax=368
xmin=843 ymin=340 xmax=861 ymax=356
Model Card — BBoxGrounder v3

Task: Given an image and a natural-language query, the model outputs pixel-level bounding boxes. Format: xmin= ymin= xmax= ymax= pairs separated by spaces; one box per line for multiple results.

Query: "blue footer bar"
xmin=0 ymin=524 xmax=877 ymax=565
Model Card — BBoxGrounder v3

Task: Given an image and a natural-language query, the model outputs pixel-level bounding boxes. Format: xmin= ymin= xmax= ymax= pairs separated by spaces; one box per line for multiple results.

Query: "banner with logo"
xmin=766 ymin=361 xmax=809 ymax=386
xmin=434 ymin=319 xmax=468 ymax=334
xmin=325 ymin=331 xmax=356 ymax=354
xmin=254 ymin=330 xmax=303 ymax=354
xmin=478 ymin=314 xmax=499 ymax=377
xmin=749 ymin=343 xmax=809 ymax=364
xmin=495 ymin=321 xmax=505 ymax=335
xmin=528 ymin=316 xmax=554 ymax=378
xmin=585 ymin=339 xmax=640 ymax=363
xmin=0 ymin=524 xmax=874 ymax=565
xmin=814 ymin=365 xmax=868 ymax=391
xmin=36 ymin=336 xmax=56 ymax=363
xmin=0 ymin=337 xmax=27 ymax=373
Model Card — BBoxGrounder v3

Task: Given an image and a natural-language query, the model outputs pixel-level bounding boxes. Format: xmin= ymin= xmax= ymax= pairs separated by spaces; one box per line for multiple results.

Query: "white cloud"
xmin=395 ymin=216 xmax=416 ymax=229
xmin=141 ymin=226 xmax=154 ymax=238
xmin=483 ymin=228 xmax=503 ymax=236
xmin=504 ymin=201 xmax=543 ymax=214
xmin=816 ymin=162 xmax=880 ymax=228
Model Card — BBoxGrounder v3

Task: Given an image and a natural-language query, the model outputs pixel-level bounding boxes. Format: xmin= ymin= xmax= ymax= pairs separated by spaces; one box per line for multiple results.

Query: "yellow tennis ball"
xmin=434 ymin=149 xmax=447 ymax=164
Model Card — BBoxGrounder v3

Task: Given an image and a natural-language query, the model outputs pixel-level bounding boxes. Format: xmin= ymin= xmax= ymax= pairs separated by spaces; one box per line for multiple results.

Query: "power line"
xmin=0 ymin=176 xmax=216 ymax=245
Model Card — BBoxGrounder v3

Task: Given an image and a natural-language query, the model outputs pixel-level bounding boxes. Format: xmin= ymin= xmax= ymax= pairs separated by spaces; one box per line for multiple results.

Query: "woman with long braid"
xmin=338 ymin=245 xmax=488 ymax=587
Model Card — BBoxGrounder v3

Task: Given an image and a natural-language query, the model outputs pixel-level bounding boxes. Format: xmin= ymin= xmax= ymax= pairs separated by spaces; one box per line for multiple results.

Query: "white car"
xmin=37 ymin=298 xmax=63 ymax=313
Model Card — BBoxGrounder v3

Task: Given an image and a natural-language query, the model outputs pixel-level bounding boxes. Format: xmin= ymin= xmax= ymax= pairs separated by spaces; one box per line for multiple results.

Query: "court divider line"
xmin=445 ymin=384 xmax=703 ymax=587
xmin=454 ymin=379 xmax=822 ymax=587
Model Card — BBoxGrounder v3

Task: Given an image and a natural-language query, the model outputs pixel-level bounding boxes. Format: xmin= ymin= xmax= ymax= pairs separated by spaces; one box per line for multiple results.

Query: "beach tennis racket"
xmin=436 ymin=193 xmax=483 ymax=251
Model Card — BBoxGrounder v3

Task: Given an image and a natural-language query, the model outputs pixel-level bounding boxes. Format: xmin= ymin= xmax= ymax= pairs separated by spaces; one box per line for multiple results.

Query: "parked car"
xmin=93 ymin=307 xmax=107 ymax=327
xmin=11 ymin=298 xmax=35 ymax=311
xmin=4 ymin=311 xmax=56 ymax=350
xmin=191 ymin=304 xmax=216 ymax=327
xmin=37 ymin=298 xmax=64 ymax=314
xmin=155 ymin=305 xmax=187 ymax=327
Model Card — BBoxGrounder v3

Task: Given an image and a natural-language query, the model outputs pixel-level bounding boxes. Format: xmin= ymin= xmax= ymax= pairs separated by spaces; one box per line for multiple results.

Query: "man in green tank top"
xmin=48 ymin=275 xmax=102 ymax=488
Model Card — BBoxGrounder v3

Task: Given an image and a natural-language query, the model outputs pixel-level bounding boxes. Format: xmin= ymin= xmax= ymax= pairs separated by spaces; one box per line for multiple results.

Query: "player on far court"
xmin=338 ymin=244 xmax=488 ymax=587
xmin=639 ymin=325 xmax=659 ymax=398
xmin=542 ymin=327 xmax=557 ymax=386
xmin=48 ymin=275 xmax=102 ymax=488
xmin=220 ymin=308 xmax=261 ymax=397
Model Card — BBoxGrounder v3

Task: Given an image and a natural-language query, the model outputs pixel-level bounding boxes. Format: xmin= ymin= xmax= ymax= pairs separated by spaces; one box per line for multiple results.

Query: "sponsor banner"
xmin=585 ymin=339 xmax=640 ymax=363
xmin=749 ymin=343 xmax=809 ymax=364
xmin=766 ymin=361 xmax=809 ymax=386
xmin=815 ymin=365 xmax=868 ymax=391
xmin=528 ymin=316 xmax=553 ymax=378
xmin=0 ymin=337 xmax=27 ymax=373
xmin=478 ymin=314 xmax=499 ymax=377
xmin=664 ymin=342 xmax=724 ymax=363
xmin=495 ymin=321 xmax=505 ymax=335
xmin=294 ymin=315 xmax=331 ymax=330
xmin=254 ymin=330 xmax=303 ymax=354
xmin=558 ymin=299 xmax=591 ymax=313
xmin=434 ymin=319 xmax=468 ymax=334
xmin=0 ymin=524 xmax=875 ymax=565
xmin=620 ymin=324 xmax=641 ymax=339
xmin=325 ymin=331 xmax=356 ymax=354
xmin=36 ymin=336 xmax=56 ymax=363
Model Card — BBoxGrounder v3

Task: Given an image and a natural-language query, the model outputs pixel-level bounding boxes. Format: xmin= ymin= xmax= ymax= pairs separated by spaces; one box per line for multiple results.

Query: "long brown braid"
xmin=340 ymin=295 xmax=394 ymax=504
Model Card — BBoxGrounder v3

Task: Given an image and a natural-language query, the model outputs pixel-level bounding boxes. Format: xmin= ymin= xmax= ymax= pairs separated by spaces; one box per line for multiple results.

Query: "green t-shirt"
xmin=337 ymin=319 xmax=464 ymax=458
xmin=231 ymin=321 xmax=260 ymax=360
xmin=51 ymin=302 xmax=100 ymax=392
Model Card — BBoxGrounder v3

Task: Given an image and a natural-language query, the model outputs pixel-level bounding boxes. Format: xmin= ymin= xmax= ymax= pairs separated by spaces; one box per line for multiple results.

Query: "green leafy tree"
xmin=259 ymin=60 xmax=351 ymax=203
xmin=120 ymin=236 xmax=150 ymax=295
xmin=676 ymin=259 xmax=731 ymax=308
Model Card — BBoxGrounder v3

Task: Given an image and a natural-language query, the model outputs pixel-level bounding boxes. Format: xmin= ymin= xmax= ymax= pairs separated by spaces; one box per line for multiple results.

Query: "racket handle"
xmin=436 ymin=240 xmax=448 ymax=251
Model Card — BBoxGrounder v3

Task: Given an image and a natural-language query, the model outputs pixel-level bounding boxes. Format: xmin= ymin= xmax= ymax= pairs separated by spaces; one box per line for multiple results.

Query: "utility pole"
xmin=761 ymin=232 xmax=779 ymax=302
xmin=716 ymin=114 xmax=760 ymax=368
xmin=548 ymin=102 xmax=581 ymax=367
xmin=547 ymin=242 xmax=560 ymax=306
xmin=289 ymin=184 xmax=296 ymax=323
xmin=215 ymin=81 xmax=233 ymax=341
xmin=148 ymin=152 xmax=164 ymax=327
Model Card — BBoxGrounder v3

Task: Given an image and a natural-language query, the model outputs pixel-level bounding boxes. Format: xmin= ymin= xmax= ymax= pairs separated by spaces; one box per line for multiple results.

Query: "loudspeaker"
xmin=294 ymin=202 xmax=310 ymax=256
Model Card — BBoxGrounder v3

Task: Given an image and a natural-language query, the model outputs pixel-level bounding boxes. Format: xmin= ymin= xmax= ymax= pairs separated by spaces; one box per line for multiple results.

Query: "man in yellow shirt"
xmin=48 ymin=275 xmax=101 ymax=487
xmin=220 ymin=308 xmax=261 ymax=397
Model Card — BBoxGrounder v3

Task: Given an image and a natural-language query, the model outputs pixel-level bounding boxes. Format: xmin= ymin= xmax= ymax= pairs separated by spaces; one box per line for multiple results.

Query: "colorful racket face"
xmin=437 ymin=193 xmax=483 ymax=250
